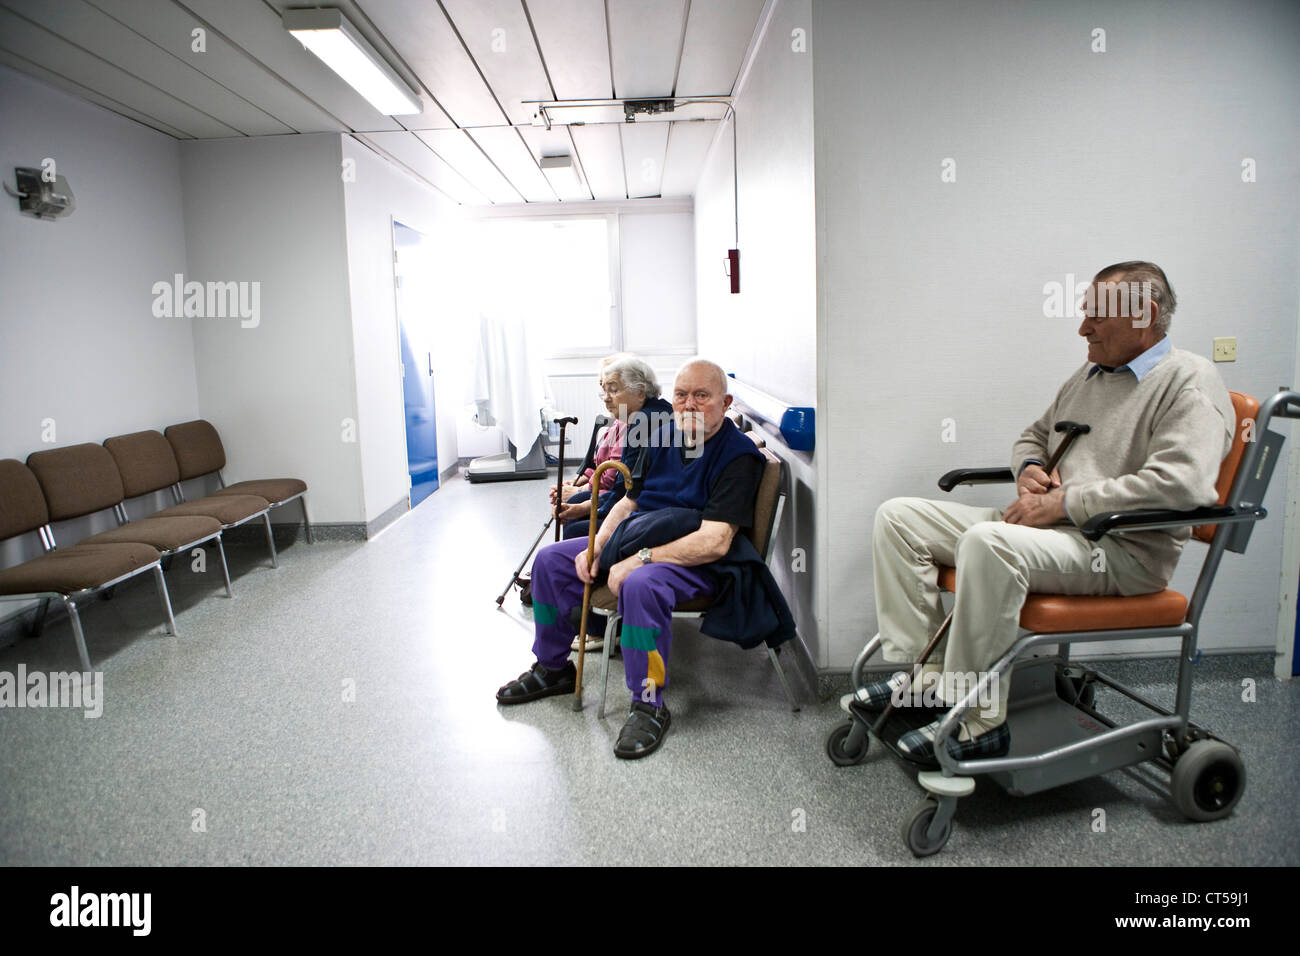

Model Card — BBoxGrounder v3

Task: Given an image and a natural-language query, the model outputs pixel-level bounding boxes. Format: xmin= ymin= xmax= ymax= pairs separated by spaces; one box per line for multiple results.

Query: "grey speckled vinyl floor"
xmin=1 ymin=470 xmax=1297 ymax=867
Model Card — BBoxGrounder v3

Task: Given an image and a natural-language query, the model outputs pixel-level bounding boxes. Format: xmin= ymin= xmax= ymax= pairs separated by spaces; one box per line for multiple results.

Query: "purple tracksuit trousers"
xmin=529 ymin=537 xmax=714 ymax=707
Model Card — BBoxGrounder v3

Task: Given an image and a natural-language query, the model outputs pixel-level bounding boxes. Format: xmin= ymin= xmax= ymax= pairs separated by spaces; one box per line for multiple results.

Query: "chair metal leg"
xmin=64 ymin=597 xmax=92 ymax=672
xmin=301 ymin=496 xmax=314 ymax=544
xmin=598 ymin=613 xmax=621 ymax=719
xmin=214 ymin=536 xmax=233 ymax=597
xmin=153 ymin=565 xmax=177 ymax=635
xmin=29 ymin=598 xmax=51 ymax=638
xmin=262 ymin=513 xmax=279 ymax=569
xmin=767 ymin=644 xmax=801 ymax=712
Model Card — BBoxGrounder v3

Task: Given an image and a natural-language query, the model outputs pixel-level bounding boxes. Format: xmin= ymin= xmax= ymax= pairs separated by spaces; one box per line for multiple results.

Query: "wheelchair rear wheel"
xmin=1170 ymin=739 xmax=1245 ymax=822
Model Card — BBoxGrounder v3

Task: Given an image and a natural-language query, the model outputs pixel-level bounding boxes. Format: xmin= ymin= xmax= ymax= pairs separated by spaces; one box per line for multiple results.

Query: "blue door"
xmin=394 ymin=221 xmax=439 ymax=506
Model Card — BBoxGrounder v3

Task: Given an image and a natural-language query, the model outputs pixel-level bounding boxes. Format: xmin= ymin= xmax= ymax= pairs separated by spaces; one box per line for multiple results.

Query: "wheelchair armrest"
xmin=1080 ymin=505 xmax=1267 ymax=541
xmin=938 ymin=468 xmax=1015 ymax=492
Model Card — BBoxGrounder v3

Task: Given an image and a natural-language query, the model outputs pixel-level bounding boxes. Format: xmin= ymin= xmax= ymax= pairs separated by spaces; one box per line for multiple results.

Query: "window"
xmin=469 ymin=215 xmax=618 ymax=357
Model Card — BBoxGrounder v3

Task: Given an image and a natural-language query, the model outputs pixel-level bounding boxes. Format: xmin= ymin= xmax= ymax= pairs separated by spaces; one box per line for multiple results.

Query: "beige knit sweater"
xmin=1011 ymin=346 xmax=1235 ymax=584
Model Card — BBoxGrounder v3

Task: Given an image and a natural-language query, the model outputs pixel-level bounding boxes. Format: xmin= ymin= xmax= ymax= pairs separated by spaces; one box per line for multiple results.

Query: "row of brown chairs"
xmin=0 ymin=420 xmax=310 ymax=670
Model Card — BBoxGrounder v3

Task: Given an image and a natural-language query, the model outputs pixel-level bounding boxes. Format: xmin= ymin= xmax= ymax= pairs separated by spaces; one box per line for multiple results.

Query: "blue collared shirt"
xmin=1087 ymin=336 xmax=1171 ymax=382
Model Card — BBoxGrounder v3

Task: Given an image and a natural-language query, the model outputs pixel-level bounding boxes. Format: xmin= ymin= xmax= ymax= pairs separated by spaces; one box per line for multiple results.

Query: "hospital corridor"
xmin=1 ymin=0 xmax=1299 ymax=887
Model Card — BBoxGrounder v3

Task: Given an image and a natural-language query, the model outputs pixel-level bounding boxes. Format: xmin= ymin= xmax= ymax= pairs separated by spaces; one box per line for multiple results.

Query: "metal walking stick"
xmin=494 ymin=415 xmax=579 ymax=607
xmin=553 ymin=416 xmax=578 ymax=542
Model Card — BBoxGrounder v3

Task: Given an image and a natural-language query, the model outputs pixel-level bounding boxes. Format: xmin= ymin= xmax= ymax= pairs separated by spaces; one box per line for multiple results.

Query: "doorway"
xmin=393 ymin=220 xmax=439 ymax=507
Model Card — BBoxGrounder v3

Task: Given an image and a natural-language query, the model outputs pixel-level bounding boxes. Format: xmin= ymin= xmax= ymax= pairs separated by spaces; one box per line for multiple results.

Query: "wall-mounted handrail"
xmin=726 ymin=374 xmax=815 ymax=452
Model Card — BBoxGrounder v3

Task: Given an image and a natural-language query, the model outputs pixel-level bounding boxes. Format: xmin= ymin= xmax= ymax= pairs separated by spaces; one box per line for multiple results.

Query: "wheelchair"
xmin=825 ymin=389 xmax=1299 ymax=857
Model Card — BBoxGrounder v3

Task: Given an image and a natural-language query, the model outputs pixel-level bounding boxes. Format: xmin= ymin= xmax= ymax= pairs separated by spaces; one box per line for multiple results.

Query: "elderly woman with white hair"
xmin=553 ymin=354 xmax=671 ymax=531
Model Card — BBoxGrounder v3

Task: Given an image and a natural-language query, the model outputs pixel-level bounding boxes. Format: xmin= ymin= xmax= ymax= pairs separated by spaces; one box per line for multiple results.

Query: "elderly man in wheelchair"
xmin=847 ymin=261 xmax=1236 ymax=763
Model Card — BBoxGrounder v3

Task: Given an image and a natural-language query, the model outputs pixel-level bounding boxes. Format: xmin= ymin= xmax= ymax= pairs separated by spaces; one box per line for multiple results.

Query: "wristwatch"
xmin=637 ymin=547 xmax=653 ymax=565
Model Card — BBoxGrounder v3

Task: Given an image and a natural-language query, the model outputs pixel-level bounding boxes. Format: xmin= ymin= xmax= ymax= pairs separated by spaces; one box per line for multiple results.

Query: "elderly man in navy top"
xmin=496 ymin=359 xmax=765 ymax=759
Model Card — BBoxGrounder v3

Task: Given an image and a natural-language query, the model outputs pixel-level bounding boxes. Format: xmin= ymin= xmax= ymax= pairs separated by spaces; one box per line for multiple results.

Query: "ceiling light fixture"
xmin=539 ymin=154 xmax=581 ymax=190
xmin=283 ymin=7 xmax=421 ymax=116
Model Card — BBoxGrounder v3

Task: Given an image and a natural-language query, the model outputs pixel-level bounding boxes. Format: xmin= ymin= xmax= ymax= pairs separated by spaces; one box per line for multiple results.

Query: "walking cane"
xmin=494 ymin=415 xmax=579 ymax=607
xmin=872 ymin=419 xmax=1091 ymax=725
xmin=573 ymin=459 xmax=631 ymax=711
xmin=553 ymin=416 xmax=578 ymax=542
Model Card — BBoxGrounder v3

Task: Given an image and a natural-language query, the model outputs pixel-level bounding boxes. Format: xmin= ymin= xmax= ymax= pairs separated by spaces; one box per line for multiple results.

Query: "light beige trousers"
xmin=871 ymin=497 xmax=1168 ymax=720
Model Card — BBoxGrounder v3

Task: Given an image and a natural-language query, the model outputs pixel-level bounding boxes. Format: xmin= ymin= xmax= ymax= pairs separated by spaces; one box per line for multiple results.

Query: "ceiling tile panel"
xmin=358 ymin=131 xmax=489 ymax=204
xmin=415 ymin=128 xmax=524 ymax=203
xmin=619 ymin=120 xmax=668 ymax=198
xmin=6 ymin=0 xmax=292 ymax=135
xmin=87 ymin=0 xmax=342 ymax=133
xmin=439 ymin=0 xmax=553 ymax=126
xmin=607 ymin=0 xmax=686 ymax=100
xmin=0 ymin=47 xmax=192 ymax=138
xmin=466 ymin=126 xmax=557 ymax=202
xmin=659 ymin=118 xmax=717 ymax=197
xmin=674 ymin=0 xmax=764 ymax=96
xmin=355 ymin=0 xmax=507 ymax=128
xmin=523 ymin=0 xmax=612 ymax=101
xmin=569 ymin=123 xmax=626 ymax=200
xmin=0 ymin=6 xmax=239 ymax=137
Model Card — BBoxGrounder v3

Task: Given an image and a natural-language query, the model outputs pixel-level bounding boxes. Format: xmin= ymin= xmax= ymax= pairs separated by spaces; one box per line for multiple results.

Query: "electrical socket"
xmin=1213 ymin=337 xmax=1237 ymax=362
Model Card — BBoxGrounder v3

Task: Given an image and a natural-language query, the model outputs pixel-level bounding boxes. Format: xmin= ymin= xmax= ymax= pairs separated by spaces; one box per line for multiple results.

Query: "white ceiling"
xmin=0 ymin=0 xmax=768 ymax=204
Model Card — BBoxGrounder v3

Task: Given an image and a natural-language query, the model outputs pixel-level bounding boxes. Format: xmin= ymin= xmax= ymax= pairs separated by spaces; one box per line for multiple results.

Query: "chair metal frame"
xmin=1 ymin=517 xmax=178 ymax=671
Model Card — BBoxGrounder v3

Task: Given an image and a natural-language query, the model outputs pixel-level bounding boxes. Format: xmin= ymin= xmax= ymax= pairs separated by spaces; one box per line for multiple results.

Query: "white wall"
xmin=693 ymin=0 xmax=821 ymax=664
xmin=694 ymin=0 xmax=815 ymax=410
xmin=180 ymin=134 xmax=363 ymax=524
xmin=0 ymin=66 xmax=199 ymax=572
xmin=621 ymin=211 xmax=696 ymax=356
xmin=0 ymin=66 xmax=198 ymax=462
xmin=341 ymin=135 xmax=469 ymax=522
xmin=813 ymin=0 xmax=1300 ymax=665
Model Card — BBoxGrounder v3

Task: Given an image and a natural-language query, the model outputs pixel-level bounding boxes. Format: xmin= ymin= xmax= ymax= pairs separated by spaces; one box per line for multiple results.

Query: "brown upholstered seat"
xmin=27 ymin=441 xmax=226 ymax=554
xmin=157 ymin=494 xmax=270 ymax=524
xmin=214 ymin=478 xmax=307 ymax=504
xmin=164 ymin=420 xmax=311 ymax=545
xmin=0 ymin=542 xmax=160 ymax=595
xmin=84 ymin=515 xmax=222 ymax=550
xmin=589 ymin=586 xmax=711 ymax=614
xmin=0 ymin=457 xmax=176 ymax=670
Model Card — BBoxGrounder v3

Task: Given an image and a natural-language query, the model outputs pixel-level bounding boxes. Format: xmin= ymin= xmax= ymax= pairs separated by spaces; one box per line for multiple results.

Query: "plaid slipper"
xmin=839 ymin=671 xmax=911 ymax=714
xmin=897 ymin=717 xmax=1010 ymax=762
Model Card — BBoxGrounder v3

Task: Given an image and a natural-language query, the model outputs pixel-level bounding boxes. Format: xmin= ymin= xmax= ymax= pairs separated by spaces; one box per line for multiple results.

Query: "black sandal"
xmin=496 ymin=661 xmax=575 ymax=705
xmin=614 ymin=701 xmax=671 ymax=759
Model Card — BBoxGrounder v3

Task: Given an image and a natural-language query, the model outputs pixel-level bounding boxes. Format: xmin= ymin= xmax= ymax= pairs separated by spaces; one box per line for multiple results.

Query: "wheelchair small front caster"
xmin=902 ymin=798 xmax=952 ymax=857
xmin=825 ymin=720 xmax=869 ymax=766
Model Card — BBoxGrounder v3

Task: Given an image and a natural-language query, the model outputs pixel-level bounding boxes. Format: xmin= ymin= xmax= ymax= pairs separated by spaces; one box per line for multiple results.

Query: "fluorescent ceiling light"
xmin=539 ymin=154 xmax=581 ymax=189
xmin=283 ymin=8 xmax=421 ymax=116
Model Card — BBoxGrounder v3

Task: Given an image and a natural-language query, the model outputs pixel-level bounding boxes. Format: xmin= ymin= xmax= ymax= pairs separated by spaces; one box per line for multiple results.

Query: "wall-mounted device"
xmin=4 ymin=167 xmax=76 ymax=220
